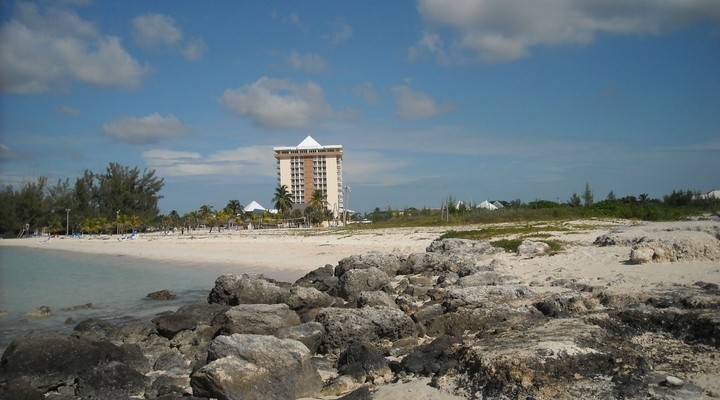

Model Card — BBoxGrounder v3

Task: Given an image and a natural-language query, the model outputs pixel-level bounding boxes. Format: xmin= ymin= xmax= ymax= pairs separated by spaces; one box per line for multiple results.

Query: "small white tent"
xmin=244 ymin=201 xmax=266 ymax=213
xmin=478 ymin=200 xmax=498 ymax=210
xmin=492 ymin=201 xmax=505 ymax=209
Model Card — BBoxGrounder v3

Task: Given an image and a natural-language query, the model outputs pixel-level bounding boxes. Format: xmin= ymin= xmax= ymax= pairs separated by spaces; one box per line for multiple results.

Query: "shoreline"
xmin=0 ymin=227 xmax=442 ymax=283
xmin=2 ymin=219 xmax=719 ymax=289
xmin=2 ymin=218 xmax=719 ymax=398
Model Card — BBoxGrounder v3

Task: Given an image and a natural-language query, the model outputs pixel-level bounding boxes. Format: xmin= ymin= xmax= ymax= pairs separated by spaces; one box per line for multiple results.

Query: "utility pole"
xmin=65 ymin=209 xmax=70 ymax=236
xmin=343 ymin=185 xmax=351 ymax=226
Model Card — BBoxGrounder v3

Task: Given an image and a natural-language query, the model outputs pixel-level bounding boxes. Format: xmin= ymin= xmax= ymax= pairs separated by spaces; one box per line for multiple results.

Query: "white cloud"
xmin=103 ymin=113 xmax=192 ymax=145
xmin=326 ymin=20 xmax=353 ymax=45
xmin=391 ymin=85 xmax=453 ymax=120
xmin=132 ymin=13 xmax=206 ymax=60
xmin=0 ymin=3 xmax=149 ymax=93
xmin=182 ymin=38 xmax=207 ymax=60
xmin=143 ymin=146 xmax=275 ymax=177
xmin=414 ymin=0 xmax=720 ymax=63
xmin=56 ymin=105 xmax=81 ymax=117
xmin=132 ymin=13 xmax=182 ymax=46
xmin=219 ymin=77 xmax=334 ymax=130
xmin=0 ymin=144 xmax=19 ymax=161
xmin=353 ymin=82 xmax=379 ymax=105
xmin=287 ymin=51 xmax=329 ymax=73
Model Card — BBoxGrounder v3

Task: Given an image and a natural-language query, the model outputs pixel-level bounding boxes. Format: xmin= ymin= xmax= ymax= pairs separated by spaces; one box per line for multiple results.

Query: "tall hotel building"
xmin=273 ymin=136 xmax=344 ymax=216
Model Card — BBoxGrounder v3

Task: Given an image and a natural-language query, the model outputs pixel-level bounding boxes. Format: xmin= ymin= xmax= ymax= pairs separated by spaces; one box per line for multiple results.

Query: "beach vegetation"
xmin=345 ymin=188 xmax=718 ymax=231
xmin=0 ymin=163 xmax=164 ymax=238
xmin=273 ymin=185 xmax=294 ymax=218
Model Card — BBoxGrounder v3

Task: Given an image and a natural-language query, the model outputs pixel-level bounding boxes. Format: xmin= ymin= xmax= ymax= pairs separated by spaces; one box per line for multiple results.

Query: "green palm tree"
xmin=310 ymin=189 xmax=326 ymax=212
xmin=273 ymin=185 xmax=294 ymax=217
xmin=225 ymin=200 xmax=243 ymax=216
xmin=197 ymin=204 xmax=215 ymax=232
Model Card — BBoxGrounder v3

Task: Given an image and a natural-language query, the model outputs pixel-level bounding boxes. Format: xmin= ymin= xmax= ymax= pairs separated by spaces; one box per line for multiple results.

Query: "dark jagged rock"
xmin=400 ymin=336 xmax=463 ymax=376
xmin=75 ymin=360 xmax=149 ymax=399
xmin=62 ymin=302 xmax=93 ymax=311
xmin=315 ymin=306 xmax=417 ymax=355
xmin=152 ymin=313 xmax=197 ymax=339
xmin=357 ymin=290 xmax=397 ymax=308
xmin=275 ymin=321 xmax=326 ymax=354
xmin=442 ymin=318 xmax=652 ymax=399
xmin=331 ymin=267 xmax=391 ymax=301
xmin=175 ymin=301 xmax=230 ymax=324
xmin=336 ymin=386 xmax=373 ymax=400
xmin=294 ymin=264 xmax=339 ymax=292
xmin=73 ymin=318 xmax=151 ymax=343
xmin=192 ymin=334 xmax=322 ymax=400
xmin=283 ymin=285 xmax=337 ymax=322
xmin=0 ymin=377 xmax=44 ymax=400
xmin=338 ymin=341 xmax=392 ymax=384
xmin=0 ymin=332 xmax=136 ymax=392
xmin=426 ymin=238 xmax=503 ymax=255
xmin=25 ymin=306 xmax=51 ymax=318
xmin=335 ymin=252 xmax=406 ymax=277
xmin=615 ymin=307 xmax=720 ymax=348
xmin=213 ymin=303 xmax=301 ymax=336
xmin=147 ymin=289 xmax=177 ymax=300
xmin=208 ymin=273 xmax=290 ymax=305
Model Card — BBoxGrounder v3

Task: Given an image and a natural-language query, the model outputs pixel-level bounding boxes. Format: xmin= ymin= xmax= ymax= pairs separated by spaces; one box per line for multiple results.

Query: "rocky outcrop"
xmin=212 ymin=303 xmax=301 ymax=336
xmin=207 ymin=273 xmax=290 ymax=305
xmin=315 ymin=307 xmax=418 ymax=355
xmin=331 ymin=267 xmax=391 ymax=301
xmin=2 ymin=235 xmax=719 ymax=399
xmin=190 ymin=334 xmax=322 ymax=400
xmin=517 ymin=239 xmax=551 ymax=257
xmin=147 ymin=289 xmax=177 ymax=300
xmin=0 ymin=332 xmax=148 ymax=394
xmin=594 ymin=222 xmax=720 ymax=264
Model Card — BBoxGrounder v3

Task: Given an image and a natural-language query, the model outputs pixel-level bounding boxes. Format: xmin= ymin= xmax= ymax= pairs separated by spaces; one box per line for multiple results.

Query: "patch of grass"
xmin=490 ymin=238 xmax=564 ymax=253
xmin=438 ymin=224 xmax=569 ymax=241
xmin=489 ymin=238 xmax=524 ymax=252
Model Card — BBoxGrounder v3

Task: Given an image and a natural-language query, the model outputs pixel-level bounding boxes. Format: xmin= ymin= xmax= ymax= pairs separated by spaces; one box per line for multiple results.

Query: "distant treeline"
xmin=0 ymin=163 xmax=164 ymax=238
xmin=362 ymin=188 xmax=720 ymax=226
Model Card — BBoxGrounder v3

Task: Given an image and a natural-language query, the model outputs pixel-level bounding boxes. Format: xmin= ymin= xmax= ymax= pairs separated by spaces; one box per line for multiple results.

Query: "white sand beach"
xmin=2 ymin=218 xmax=719 ymax=399
xmin=2 ymin=219 xmax=718 ymax=288
xmin=0 ymin=226 xmax=442 ymax=282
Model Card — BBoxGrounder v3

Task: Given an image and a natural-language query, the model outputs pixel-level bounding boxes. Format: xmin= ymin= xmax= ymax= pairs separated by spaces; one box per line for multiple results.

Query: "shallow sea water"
xmin=0 ymin=246 xmax=228 ymax=354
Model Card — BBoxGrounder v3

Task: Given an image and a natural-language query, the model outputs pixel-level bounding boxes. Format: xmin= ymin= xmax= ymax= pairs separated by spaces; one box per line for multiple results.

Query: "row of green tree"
xmin=0 ymin=163 xmax=164 ymax=238
xmin=155 ymin=186 xmax=333 ymax=235
xmin=0 ymin=163 xmax=342 ymax=238
xmin=365 ymin=185 xmax=719 ymax=224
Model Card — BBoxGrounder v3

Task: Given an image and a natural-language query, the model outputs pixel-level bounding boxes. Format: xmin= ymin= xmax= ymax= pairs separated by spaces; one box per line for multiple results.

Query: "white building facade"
xmin=273 ymin=136 xmax=344 ymax=217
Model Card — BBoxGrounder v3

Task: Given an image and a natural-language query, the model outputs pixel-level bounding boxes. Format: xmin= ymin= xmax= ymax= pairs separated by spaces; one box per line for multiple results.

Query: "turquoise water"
xmin=0 ymin=246 xmax=227 ymax=354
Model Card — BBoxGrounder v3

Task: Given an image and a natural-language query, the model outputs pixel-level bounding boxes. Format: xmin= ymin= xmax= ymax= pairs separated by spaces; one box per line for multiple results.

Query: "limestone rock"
xmin=336 ymin=251 xmax=406 ymax=277
xmin=192 ymin=334 xmax=322 ymax=399
xmin=214 ymin=303 xmax=301 ymax=336
xmin=517 ymin=240 xmax=551 ymax=258
xmin=332 ymin=267 xmax=391 ymax=301
xmin=315 ymin=306 xmax=417 ymax=355
xmin=208 ymin=273 xmax=290 ymax=305
xmin=147 ymin=289 xmax=176 ymax=300
xmin=152 ymin=313 xmax=197 ymax=339
xmin=337 ymin=341 xmax=392 ymax=384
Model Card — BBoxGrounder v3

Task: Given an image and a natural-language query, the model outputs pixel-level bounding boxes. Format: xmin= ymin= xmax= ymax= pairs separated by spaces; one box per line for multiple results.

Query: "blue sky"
xmin=1 ymin=1 xmax=719 ymax=214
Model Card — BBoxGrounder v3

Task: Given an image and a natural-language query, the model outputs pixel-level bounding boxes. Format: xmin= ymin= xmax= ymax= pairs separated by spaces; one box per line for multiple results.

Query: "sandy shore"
xmin=2 ymin=218 xmax=719 ymax=398
xmin=2 ymin=218 xmax=718 ymax=288
xmin=0 ymin=226 xmax=443 ymax=282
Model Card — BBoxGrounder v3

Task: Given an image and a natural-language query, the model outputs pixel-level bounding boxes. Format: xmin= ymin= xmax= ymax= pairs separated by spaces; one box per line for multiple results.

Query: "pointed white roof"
xmin=244 ymin=200 xmax=265 ymax=212
xmin=477 ymin=200 xmax=498 ymax=210
xmin=297 ymin=135 xmax=321 ymax=148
